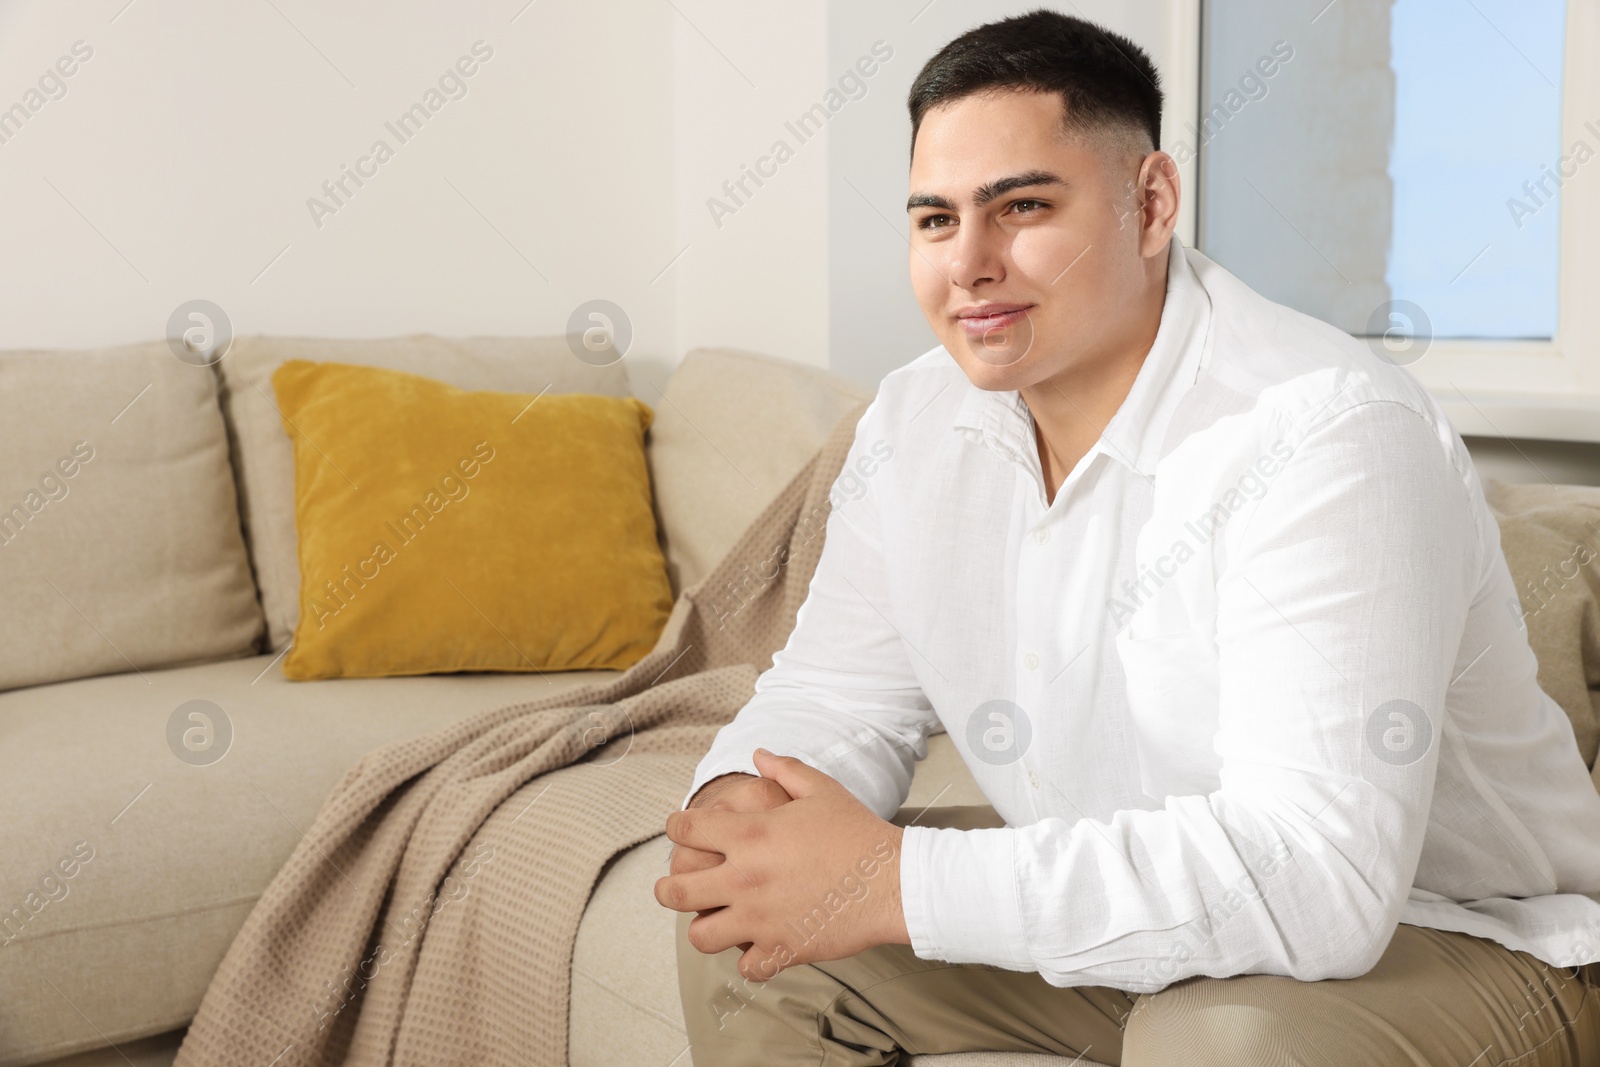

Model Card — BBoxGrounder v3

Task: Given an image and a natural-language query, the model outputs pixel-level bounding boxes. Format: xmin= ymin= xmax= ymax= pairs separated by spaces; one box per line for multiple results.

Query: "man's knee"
xmin=675 ymin=910 xmax=762 ymax=1038
xmin=1123 ymin=975 xmax=1325 ymax=1067
xmin=676 ymin=910 xmax=862 ymax=1066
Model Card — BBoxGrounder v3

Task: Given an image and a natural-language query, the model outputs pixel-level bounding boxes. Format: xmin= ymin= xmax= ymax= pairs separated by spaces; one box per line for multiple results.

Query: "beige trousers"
xmin=676 ymin=805 xmax=1600 ymax=1066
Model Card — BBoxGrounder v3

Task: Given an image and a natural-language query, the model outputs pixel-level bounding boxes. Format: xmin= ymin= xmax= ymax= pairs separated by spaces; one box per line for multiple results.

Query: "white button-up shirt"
xmin=686 ymin=239 xmax=1600 ymax=990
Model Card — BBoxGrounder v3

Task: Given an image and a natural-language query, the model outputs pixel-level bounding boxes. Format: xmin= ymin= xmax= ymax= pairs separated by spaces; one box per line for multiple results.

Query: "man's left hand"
xmin=655 ymin=748 xmax=909 ymax=982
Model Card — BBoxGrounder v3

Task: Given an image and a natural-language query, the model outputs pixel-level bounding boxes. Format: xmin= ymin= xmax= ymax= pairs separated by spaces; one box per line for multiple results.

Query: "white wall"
xmin=0 ymin=0 xmax=1197 ymax=397
xmin=0 ymin=0 xmax=844 ymax=402
xmin=669 ymin=0 xmax=832 ymax=399
xmin=0 ymin=0 xmax=683 ymax=378
xmin=4 ymin=2 xmax=1593 ymax=484
xmin=0 ymin=0 xmax=1200 ymax=399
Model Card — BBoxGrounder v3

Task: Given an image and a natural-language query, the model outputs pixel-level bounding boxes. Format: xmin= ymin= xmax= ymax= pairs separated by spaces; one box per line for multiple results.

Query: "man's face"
xmin=907 ymin=89 xmax=1161 ymax=392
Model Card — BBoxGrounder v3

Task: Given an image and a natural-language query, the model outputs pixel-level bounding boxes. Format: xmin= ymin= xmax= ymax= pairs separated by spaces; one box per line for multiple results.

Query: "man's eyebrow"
xmin=905 ymin=170 xmax=1068 ymax=213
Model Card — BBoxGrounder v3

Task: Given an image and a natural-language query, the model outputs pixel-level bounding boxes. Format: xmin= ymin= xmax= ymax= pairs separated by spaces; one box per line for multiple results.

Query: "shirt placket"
xmin=1016 ymin=500 xmax=1050 ymax=822
xmin=985 ymin=397 xmax=1058 ymax=821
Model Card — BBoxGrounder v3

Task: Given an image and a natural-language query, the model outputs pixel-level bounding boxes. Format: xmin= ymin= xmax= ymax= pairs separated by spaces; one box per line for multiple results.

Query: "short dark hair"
xmin=907 ymin=9 xmax=1163 ymax=163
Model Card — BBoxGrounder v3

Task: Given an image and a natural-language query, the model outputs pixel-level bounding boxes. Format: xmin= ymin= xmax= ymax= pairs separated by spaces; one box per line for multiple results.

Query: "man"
xmin=656 ymin=10 xmax=1600 ymax=1064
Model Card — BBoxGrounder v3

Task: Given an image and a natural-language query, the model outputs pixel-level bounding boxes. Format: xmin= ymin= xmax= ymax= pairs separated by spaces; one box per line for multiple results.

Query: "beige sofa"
xmin=1 ymin=337 xmax=1088 ymax=1067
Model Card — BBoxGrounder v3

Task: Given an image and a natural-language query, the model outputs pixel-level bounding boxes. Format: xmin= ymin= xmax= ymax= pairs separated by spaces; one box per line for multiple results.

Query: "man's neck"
xmin=1020 ymin=273 xmax=1168 ymax=505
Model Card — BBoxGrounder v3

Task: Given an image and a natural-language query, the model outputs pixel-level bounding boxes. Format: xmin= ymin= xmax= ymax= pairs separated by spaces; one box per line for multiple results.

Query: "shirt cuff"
xmin=899 ymin=823 xmax=1033 ymax=971
xmin=680 ymin=758 xmax=762 ymax=810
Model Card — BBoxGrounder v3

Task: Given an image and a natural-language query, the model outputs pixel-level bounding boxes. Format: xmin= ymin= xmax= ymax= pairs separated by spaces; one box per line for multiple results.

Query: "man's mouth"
xmin=956 ymin=303 xmax=1034 ymax=335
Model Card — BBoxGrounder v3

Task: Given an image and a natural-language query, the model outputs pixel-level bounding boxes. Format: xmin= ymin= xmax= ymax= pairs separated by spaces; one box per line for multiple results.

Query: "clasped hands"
xmin=654 ymin=748 xmax=909 ymax=982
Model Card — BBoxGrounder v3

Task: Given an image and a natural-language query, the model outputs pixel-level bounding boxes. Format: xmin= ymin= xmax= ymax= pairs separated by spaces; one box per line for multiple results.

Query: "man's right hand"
xmin=669 ymin=772 xmax=792 ymax=877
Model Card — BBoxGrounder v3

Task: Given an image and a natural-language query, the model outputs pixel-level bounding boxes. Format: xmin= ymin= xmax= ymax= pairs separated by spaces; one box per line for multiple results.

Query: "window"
xmin=1191 ymin=0 xmax=1598 ymax=437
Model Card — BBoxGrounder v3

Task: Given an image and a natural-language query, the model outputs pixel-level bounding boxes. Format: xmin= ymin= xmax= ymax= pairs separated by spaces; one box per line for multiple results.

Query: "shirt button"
xmin=1023 ymin=651 xmax=1040 ymax=670
xmin=1028 ymin=770 xmax=1040 ymax=789
xmin=1033 ymin=528 xmax=1050 ymax=545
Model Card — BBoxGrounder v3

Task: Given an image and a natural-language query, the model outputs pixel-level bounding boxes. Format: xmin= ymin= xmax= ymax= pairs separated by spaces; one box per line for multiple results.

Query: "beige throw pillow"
xmin=0 ymin=343 xmax=265 ymax=691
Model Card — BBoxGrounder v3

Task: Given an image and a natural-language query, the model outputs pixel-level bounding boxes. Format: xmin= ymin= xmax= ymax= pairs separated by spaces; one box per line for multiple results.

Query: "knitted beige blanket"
xmin=175 ymin=402 xmax=867 ymax=1067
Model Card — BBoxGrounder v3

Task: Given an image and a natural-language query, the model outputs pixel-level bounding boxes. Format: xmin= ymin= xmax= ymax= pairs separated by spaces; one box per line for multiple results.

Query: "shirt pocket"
xmin=1114 ymin=595 xmax=1223 ymax=800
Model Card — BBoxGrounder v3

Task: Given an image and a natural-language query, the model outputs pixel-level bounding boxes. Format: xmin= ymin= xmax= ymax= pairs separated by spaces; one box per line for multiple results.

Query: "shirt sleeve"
xmin=683 ymin=400 xmax=940 ymax=817
xmin=899 ymin=399 xmax=1478 ymax=989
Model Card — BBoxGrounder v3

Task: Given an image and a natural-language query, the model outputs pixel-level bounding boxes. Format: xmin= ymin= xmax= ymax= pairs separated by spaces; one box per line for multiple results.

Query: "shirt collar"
xmin=952 ymin=237 xmax=1212 ymax=480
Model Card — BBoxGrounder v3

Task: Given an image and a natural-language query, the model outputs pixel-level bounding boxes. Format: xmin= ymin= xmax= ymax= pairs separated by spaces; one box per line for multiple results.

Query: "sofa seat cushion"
xmin=27 ymin=1030 xmax=183 ymax=1067
xmin=0 ymin=653 xmax=617 ymax=1067
xmin=569 ymin=732 xmax=1106 ymax=1066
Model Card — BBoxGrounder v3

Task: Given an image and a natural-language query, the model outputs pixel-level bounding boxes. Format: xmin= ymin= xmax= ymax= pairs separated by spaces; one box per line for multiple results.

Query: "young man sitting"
xmin=656 ymin=10 xmax=1600 ymax=1065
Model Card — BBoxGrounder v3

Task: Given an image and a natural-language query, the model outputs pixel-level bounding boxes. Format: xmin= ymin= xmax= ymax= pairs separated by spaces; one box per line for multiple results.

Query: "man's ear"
xmin=1136 ymin=150 xmax=1182 ymax=258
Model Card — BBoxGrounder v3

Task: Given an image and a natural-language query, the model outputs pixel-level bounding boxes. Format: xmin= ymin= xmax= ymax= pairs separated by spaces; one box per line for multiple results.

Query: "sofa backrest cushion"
xmin=0 ymin=343 xmax=265 ymax=691
xmin=217 ymin=335 xmax=630 ymax=651
xmin=1486 ymin=479 xmax=1600 ymax=792
xmin=646 ymin=347 xmax=872 ymax=596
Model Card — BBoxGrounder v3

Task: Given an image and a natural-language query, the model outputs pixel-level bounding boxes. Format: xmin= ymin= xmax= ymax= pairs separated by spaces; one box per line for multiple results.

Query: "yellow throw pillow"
xmin=271 ymin=359 xmax=673 ymax=680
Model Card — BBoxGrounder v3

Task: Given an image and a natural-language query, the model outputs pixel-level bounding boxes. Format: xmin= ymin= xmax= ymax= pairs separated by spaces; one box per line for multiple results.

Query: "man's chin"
xmin=942 ymin=325 xmax=1049 ymax=391
xmin=948 ymin=349 xmax=1039 ymax=393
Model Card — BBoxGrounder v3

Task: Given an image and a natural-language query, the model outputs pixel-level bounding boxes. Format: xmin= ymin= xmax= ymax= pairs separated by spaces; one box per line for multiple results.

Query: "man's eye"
xmin=918 ymin=214 xmax=955 ymax=231
xmin=1011 ymin=199 xmax=1047 ymax=215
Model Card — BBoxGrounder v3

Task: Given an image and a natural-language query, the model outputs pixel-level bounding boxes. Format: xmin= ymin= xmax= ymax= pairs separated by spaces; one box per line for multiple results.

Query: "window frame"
xmin=1178 ymin=0 xmax=1600 ymax=442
